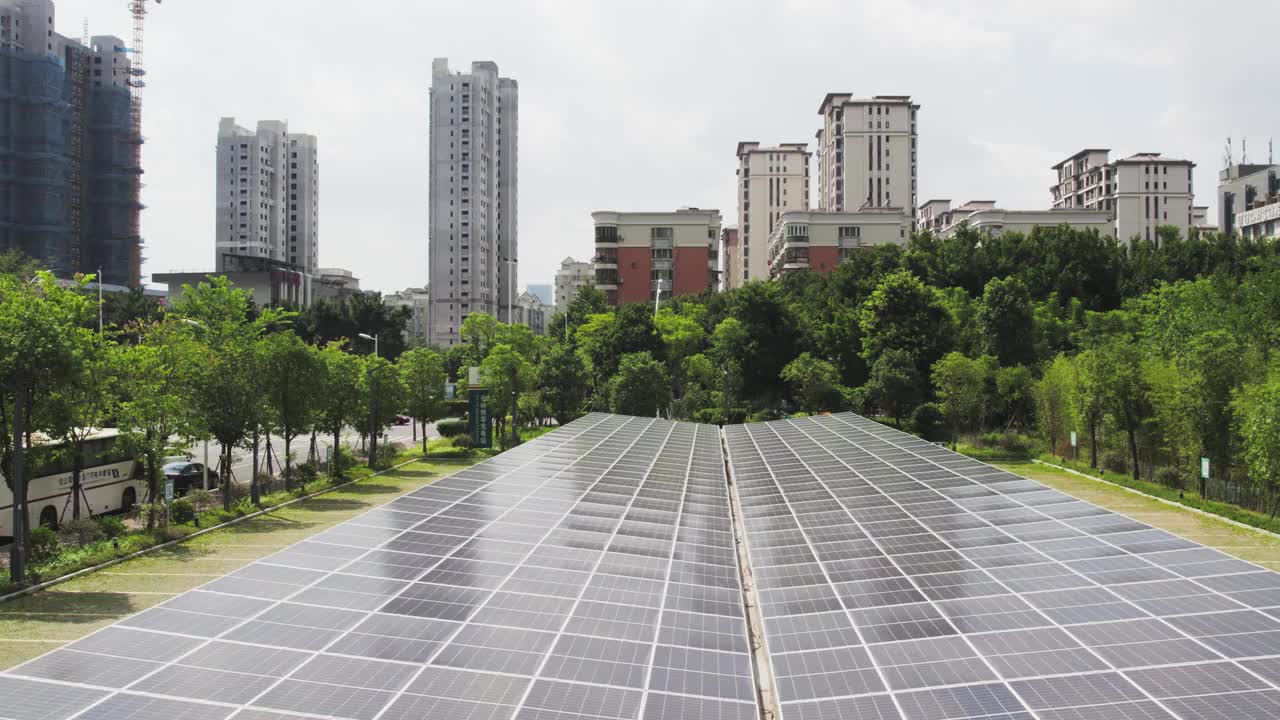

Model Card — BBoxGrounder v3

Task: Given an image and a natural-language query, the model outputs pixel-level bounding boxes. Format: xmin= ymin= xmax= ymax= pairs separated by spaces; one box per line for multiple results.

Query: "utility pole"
xmin=97 ymin=267 xmax=103 ymax=334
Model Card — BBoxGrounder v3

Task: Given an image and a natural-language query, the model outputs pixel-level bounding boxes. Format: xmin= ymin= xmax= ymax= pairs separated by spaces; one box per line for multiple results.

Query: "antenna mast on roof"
xmin=81 ymin=18 xmax=88 ymax=47
xmin=1225 ymin=137 xmax=1232 ymax=168
xmin=1243 ymin=137 xmax=1249 ymax=164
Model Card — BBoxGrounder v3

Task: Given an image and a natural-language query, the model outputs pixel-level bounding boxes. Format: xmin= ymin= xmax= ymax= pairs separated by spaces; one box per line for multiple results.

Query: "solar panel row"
xmin=5 ymin=412 xmax=1280 ymax=720
xmin=1 ymin=414 xmax=757 ymax=720
xmin=726 ymin=414 xmax=1280 ymax=720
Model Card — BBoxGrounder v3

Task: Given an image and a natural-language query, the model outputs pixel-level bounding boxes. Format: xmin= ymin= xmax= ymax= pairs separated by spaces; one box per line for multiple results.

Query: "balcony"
xmin=593 ymin=252 xmax=617 ymax=269
xmin=595 ymin=226 xmax=619 ymax=244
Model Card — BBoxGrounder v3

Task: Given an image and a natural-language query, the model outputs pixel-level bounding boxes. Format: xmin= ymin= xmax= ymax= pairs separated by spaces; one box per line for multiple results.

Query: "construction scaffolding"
xmin=0 ymin=43 xmax=142 ymax=285
xmin=0 ymin=47 xmax=73 ymax=276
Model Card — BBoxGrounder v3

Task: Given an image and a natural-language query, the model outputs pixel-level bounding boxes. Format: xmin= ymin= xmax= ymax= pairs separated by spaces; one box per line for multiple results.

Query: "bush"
xmin=438 ymin=419 xmax=468 ymax=438
xmin=1102 ymin=451 xmax=1129 ymax=475
xmin=58 ymin=518 xmax=105 ymax=547
xmin=30 ymin=526 xmax=61 ymax=565
xmin=911 ymin=403 xmax=947 ymax=442
xmin=844 ymin=386 xmax=871 ymax=416
xmin=425 ymin=445 xmax=475 ymax=459
xmin=95 ymin=515 xmax=127 ymax=539
xmin=372 ymin=441 xmax=404 ymax=470
xmin=452 ymin=433 xmax=474 ymax=449
xmin=1155 ymin=466 xmax=1186 ymax=489
xmin=169 ymin=498 xmax=196 ymax=525
xmin=284 ymin=462 xmax=319 ymax=489
xmin=137 ymin=502 xmax=169 ymax=528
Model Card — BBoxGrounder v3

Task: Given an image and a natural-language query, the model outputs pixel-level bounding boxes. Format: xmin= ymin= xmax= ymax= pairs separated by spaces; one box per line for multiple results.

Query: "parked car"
xmin=162 ymin=462 xmax=212 ymax=496
xmin=394 ymin=415 xmax=412 ymax=426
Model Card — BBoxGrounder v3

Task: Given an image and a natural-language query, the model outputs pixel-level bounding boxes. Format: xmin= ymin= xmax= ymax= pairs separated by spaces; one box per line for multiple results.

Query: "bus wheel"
xmin=122 ymin=487 xmax=138 ymax=512
xmin=39 ymin=506 xmax=58 ymax=530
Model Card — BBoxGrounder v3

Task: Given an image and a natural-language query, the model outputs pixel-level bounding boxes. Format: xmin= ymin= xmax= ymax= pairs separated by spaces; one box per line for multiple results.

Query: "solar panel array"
xmin=8 ymin=411 xmax=1280 ymax=720
xmin=726 ymin=413 xmax=1280 ymax=720
xmin=2 ymin=414 xmax=758 ymax=720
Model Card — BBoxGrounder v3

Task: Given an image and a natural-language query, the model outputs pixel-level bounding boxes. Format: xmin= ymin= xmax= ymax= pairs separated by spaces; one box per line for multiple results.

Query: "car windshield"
xmin=162 ymin=463 xmax=187 ymax=474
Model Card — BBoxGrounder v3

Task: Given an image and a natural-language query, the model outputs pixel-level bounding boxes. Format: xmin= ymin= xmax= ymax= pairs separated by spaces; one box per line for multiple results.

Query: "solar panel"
xmin=2 ymin=414 xmax=757 ymax=720
xmin=725 ymin=413 xmax=1280 ymax=720
xmin=8 ymin=411 xmax=1280 ymax=720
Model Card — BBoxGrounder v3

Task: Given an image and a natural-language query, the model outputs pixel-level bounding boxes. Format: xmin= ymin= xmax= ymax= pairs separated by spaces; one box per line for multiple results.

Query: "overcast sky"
xmin=58 ymin=0 xmax=1279 ymax=294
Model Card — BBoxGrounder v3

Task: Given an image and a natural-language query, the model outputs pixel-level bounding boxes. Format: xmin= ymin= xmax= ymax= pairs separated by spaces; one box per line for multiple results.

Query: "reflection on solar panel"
xmin=2 ymin=414 xmax=757 ymax=720
xmin=726 ymin=413 xmax=1280 ymax=720
xmin=7 ymin=412 xmax=1280 ymax=720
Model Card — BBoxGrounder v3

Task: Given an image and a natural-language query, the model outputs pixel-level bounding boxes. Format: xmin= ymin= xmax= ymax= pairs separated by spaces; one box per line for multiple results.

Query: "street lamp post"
xmin=358 ymin=333 xmax=379 ymax=468
xmin=505 ymin=258 xmax=517 ymax=325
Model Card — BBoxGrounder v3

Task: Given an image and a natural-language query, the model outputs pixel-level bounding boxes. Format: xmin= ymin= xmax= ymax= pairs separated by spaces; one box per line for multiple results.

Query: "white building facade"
xmin=385 ymin=287 xmax=431 ymax=345
xmin=815 ymin=94 xmax=918 ymax=229
xmin=919 ymin=199 xmax=1114 ymax=238
xmin=767 ymin=209 xmax=909 ymax=279
xmin=1052 ymin=149 xmax=1195 ymax=244
xmin=427 ymin=59 xmax=518 ymax=346
xmin=215 ymin=118 xmax=319 ymax=274
xmin=554 ymin=256 xmax=592 ymax=315
xmin=732 ymin=142 xmax=810 ymax=288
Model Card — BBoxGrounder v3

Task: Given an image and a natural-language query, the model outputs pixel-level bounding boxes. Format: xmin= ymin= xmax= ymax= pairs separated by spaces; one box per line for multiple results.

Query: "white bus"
xmin=0 ymin=429 xmax=144 ymax=538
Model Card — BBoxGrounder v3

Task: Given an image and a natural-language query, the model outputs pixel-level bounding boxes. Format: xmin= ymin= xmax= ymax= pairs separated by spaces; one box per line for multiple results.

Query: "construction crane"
xmin=125 ymin=0 xmax=160 ymax=287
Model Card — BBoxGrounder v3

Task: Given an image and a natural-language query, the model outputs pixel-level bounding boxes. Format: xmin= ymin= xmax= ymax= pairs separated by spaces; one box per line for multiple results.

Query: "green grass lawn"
xmin=995 ymin=461 xmax=1280 ymax=572
xmin=0 ymin=458 xmax=476 ymax=670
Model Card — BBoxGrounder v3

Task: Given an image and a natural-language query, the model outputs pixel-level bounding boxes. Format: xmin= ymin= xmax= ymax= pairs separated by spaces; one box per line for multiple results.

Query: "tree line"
xmin=0 ymin=262 xmax=447 ymax=583
xmin=457 ymin=225 xmax=1280 ymax=517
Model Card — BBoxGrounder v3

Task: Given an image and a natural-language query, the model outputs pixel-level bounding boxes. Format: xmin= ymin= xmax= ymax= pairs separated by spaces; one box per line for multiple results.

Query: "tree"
xmin=461 ymin=312 xmax=499 ymax=358
xmin=358 ymin=355 xmax=406 ymax=466
xmin=547 ymin=285 xmax=608 ymax=344
xmin=860 ymin=270 xmax=951 ymax=379
xmin=314 ymin=343 xmax=364 ymax=477
xmin=610 ymin=352 xmax=670 ymax=417
xmin=865 ymin=349 xmax=923 ymax=427
xmin=174 ymin=277 xmax=288 ymax=509
xmin=41 ymin=334 xmax=118 ymax=521
xmin=480 ymin=344 xmax=534 ymax=447
xmin=977 ymin=276 xmax=1036 ymax=366
xmin=537 ymin=343 xmax=588 ymax=425
xmin=1095 ymin=336 xmax=1151 ymax=481
xmin=259 ymin=332 xmax=320 ymax=495
xmin=781 ymin=353 xmax=845 ymax=413
xmin=0 ymin=273 xmax=95 ymax=581
xmin=1035 ymin=354 xmax=1077 ymax=458
xmin=995 ymin=365 xmax=1035 ymax=431
xmin=931 ymin=353 xmax=994 ymax=442
xmin=726 ymin=282 xmax=800 ymax=405
xmin=710 ymin=318 xmax=750 ymax=422
xmin=295 ymin=293 xmax=411 ymax=360
xmin=399 ymin=348 xmax=448 ymax=452
xmin=1236 ymin=370 xmax=1280 ymax=516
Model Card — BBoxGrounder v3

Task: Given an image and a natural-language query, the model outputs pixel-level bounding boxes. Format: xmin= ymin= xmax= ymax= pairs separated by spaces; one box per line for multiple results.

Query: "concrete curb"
xmin=0 ymin=456 xmax=428 ymax=605
xmin=1030 ymin=458 xmax=1280 ymax=541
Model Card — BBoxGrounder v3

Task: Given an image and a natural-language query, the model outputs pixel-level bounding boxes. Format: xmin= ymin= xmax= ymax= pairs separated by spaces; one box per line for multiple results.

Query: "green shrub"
xmin=1102 ymin=451 xmax=1129 ymax=475
xmin=137 ymin=502 xmax=168 ymax=528
xmin=445 ymin=398 xmax=468 ymax=417
xmin=95 ymin=515 xmax=127 ymax=539
xmin=30 ymin=526 xmax=61 ymax=565
xmin=169 ymin=498 xmax=196 ymax=525
xmin=911 ymin=403 xmax=947 ymax=442
xmin=371 ymin=441 xmax=404 ymax=470
xmin=1155 ymin=466 xmax=1186 ymax=489
xmin=58 ymin=518 xmax=105 ymax=547
xmin=425 ymin=444 xmax=475 ymax=459
xmin=438 ymin=419 xmax=468 ymax=438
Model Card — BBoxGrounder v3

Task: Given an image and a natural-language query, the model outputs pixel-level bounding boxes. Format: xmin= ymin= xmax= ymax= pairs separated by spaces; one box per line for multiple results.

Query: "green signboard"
xmin=469 ymin=388 xmax=492 ymax=449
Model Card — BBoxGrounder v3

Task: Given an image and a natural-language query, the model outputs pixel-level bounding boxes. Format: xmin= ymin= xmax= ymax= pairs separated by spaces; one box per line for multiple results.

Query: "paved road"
xmin=180 ymin=422 xmax=432 ymax=489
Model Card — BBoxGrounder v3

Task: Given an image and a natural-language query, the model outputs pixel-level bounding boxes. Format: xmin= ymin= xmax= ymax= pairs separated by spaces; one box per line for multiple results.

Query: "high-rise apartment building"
xmin=592 ymin=208 xmax=720 ymax=306
xmin=554 ymin=256 xmax=592 ymax=314
xmin=1051 ymin=149 xmax=1195 ymax=244
xmin=732 ymin=142 xmax=810 ymax=288
xmin=215 ymin=118 xmax=319 ymax=275
xmin=428 ymin=59 xmax=518 ymax=346
xmin=815 ymin=94 xmax=919 ymax=228
xmin=0 ymin=0 xmax=142 ymax=285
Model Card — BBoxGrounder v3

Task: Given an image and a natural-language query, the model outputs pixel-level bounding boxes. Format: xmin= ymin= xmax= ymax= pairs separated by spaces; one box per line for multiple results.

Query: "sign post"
xmin=164 ymin=477 xmax=174 ymax=503
xmin=1069 ymin=431 xmax=1078 ymax=461
xmin=1199 ymin=456 xmax=1210 ymax=496
xmin=466 ymin=366 xmax=492 ymax=449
